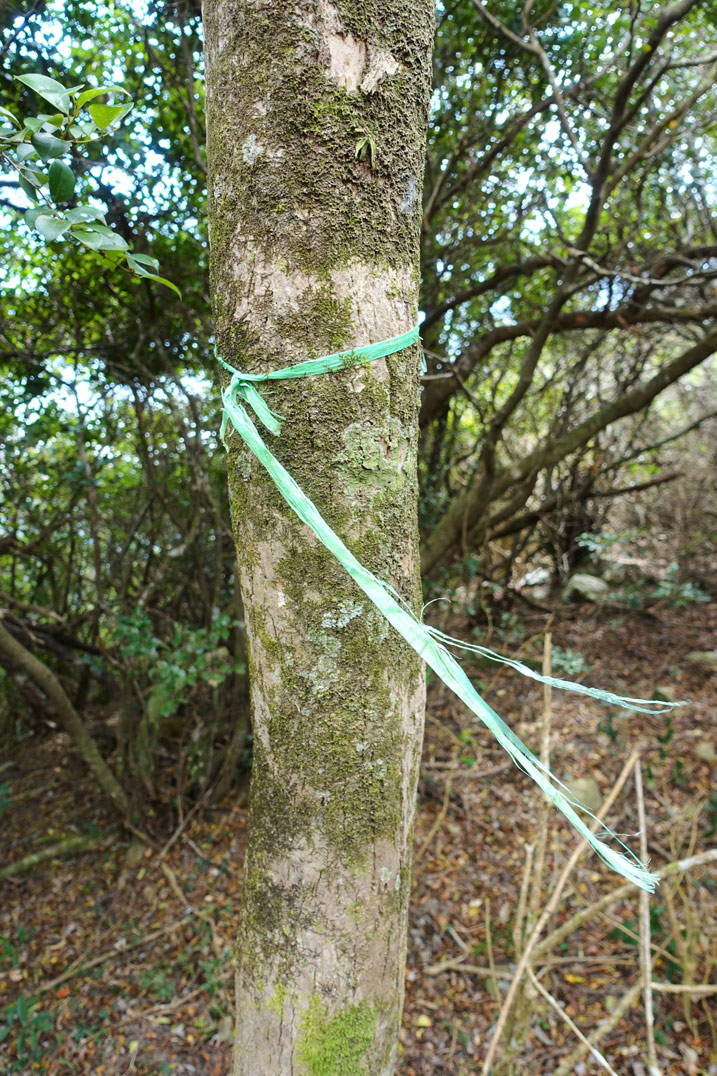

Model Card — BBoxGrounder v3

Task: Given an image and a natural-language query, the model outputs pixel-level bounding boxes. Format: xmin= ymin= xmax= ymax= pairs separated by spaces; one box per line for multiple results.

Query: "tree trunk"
xmin=203 ymin=2 xmax=433 ymax=1072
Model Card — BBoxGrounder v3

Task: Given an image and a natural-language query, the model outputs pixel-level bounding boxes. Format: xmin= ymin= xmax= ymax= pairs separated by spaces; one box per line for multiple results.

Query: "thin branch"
xmin=533 ymin=847 xmax=717 ymax=962
xmin=528 ymin=967 xmax=620 ymax=1076
xmin=0 ymin=832 xmax=117 ymax=882
xmin=636 ymin=759 xmax=662 ymax=1075
xmin=480 ymin=751 xmax=639 ymax=1075
xmin=553 ymin=984 xmax=642 ymax=1076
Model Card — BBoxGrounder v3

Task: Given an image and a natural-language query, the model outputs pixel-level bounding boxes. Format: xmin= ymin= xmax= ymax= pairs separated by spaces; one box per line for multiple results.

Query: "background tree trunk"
xmin=0 ymin=619 xmax=129 ymax=817
xmin=203 ymin=1 xmax=433 ymax=1071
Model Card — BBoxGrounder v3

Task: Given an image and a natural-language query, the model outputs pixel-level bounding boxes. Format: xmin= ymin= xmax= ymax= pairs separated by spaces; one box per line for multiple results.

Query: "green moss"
xmin=297 ymin=996 xmax=376 ymax=1076
xmin=267 ymin=983 xmax=287 ymax=1018
xmin=275 ymin=283 xmax=355 ymax=355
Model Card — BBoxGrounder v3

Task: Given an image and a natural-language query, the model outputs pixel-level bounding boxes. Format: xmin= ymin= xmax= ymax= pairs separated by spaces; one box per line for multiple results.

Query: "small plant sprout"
xmin=353 ymin=126 xmax=377 ymax=169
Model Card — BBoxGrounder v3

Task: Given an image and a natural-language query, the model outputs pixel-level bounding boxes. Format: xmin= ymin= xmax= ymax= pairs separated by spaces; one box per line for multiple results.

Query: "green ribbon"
xmin=216 ymin=326 xmax=420 ymax=436
xmin=218 ymin=326 xmax=664 ymax=892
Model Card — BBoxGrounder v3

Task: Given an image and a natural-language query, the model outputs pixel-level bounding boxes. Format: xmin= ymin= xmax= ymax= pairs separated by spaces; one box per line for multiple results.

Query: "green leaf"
xmin=18 ymin=174 xmax=40 ymax=202
xmin=23 ymin=116 xmax=46 ymax=133
xmin=48 ymin=160 xmax=75 ymax=203
xmin=126 ymin=252 xmax=160 ymax=272
xmin=95 ymin=231 xmax=130 ymax=252
xmin=71 ymin=224 xmax=128 ymax=251
xmin=35 ymin=214 xmax=71 ymax=242
xmin=70 ymin=121 xmax=97 ymax=138
xmin=20 ymin=163 xmax=44 ymax=185
xmin=126 ymin=265 xmax=182 ymax=298
xmin=16 ymin=73 xmax=73 ymax=113
xmin=76 ymin=84 xmax=131 ymax=108
xmin=70 ymin=227 xmax=105 ymax=249
xmin=16 ymin=143 xmax=37 ymax=161
xmin=88 ymin=102 xmax=130 ymax=130
xmin=0 ymin=106 xmax=19 ymax=127
xmin=99 ymin=249 xmax=127 ymax=267
xmin=31 ymin=131 xmax=71 ymax=160
xmin=24 ymin=207 xmax=42 ymax=228
xmin=65 ymin=205 xmax=106 ymax=224
xmin=38 ymin=112 xmax=65 ymax=130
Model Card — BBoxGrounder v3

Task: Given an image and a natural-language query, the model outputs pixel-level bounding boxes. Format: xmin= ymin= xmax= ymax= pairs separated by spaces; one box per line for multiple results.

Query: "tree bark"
xmin=203 ymin=2 xmax=433 ymax=1073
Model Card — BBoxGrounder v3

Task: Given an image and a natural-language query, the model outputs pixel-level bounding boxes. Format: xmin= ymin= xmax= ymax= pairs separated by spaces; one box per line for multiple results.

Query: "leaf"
xmin=89 ymin=102 xmax=129 ymax=130
xmin=18 ymin=174 xmax=40 ymax=202
xmin=31 ymin=131 xmax=71 ymax=160
xmin=76 ymin=84 xmax=131 ymax=109
xmin=69 ymin=121 xmax=97 ymax=138
xmin=125 ymin=263 xmax=182 ymax=298
xmin=126 ymin=252 xmax=160 ymax=271
xmin=69 ymin=228 xmax=105 ymax=249
xmin=99 ymin=249 xmax=127 ymax=267
xmin=35 ymin=214 xmax=72 ymax=242
xmin=23 ymin=116 xmax=46 ymax=133
xmin=65 ymin=205 xmax=106 ymax=224
xmin=48 ymin=160 xmax=75 ymax=203
xmin=16 ymin=73 xmax=73 ymax=113
xmin=24 ymin=207 xmax=42 ymax=228
xmin=38 ymin=112 xmax=65 ymax=129
xmin=0 ymin=105 xmax=19 ymax=127
xmin=70 ymin=224 xmax=129 ymax=251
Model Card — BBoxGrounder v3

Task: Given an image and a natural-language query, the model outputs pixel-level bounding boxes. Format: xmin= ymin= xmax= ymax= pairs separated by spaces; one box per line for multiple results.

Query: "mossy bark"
xmin=203 ymin=2 xmax=433 ymax=1073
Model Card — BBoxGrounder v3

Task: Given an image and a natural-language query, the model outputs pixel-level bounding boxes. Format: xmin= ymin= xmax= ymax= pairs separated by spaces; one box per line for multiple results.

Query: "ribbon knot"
xmin=222 ymin=373 xmax=283 ymax=439
xmin=216 ymin=325 xmax=421 ymax=442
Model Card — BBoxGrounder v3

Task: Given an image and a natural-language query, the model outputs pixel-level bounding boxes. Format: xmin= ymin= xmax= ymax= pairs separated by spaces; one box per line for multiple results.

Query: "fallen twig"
xmin=553 ymin=984 xmax=642 ymax=1076
xmin=528 ymin=966 xmax=620 ymax=1076
xmin=636 ymin=759 xmax=661 ymax=1076
xmin=485 ymin=897 xmax=500 ymax=1002
xmin=417 ymin=763 xmax=455 ymax=861
xmin=481 ymin=750 xmax=639 ymax=1075
xmin=650 ymin=981 xmax=717 ymax=996
xmin=37 ymin=912 xmax=194 ymax=994
xmin=533 ymin=847 xmax=717 ymax=961
xmin=1 ymin=831 xmax=117 ymax=882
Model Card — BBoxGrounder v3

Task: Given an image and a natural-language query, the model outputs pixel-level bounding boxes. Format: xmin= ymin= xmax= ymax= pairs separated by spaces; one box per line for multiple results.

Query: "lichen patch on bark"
xmin=317 ymin=0 xmax=400 ymax=95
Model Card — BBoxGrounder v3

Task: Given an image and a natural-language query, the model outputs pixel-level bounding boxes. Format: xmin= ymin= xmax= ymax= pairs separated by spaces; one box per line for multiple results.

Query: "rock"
xmin=562 ymin=573 xmax=610 ymax=603
xmin=696 ymin=742 xmax=717 ymax=764
xmin=565 ymin=776 xmax=603 ymax=813
xmin=214 ymin=1014 xmax=234 ymax=1044
xmin=599 ymin=560 xmax=633 ymax=586
xmin=522 ymin=567 xmax=550 ymax=587
xmin=686 ymin=650 xmax=717 ymax=668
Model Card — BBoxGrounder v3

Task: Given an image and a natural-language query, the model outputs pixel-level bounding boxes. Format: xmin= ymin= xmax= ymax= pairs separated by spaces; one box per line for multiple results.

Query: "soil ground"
xmin=1 ymin=600 xmax=715 ymax=1075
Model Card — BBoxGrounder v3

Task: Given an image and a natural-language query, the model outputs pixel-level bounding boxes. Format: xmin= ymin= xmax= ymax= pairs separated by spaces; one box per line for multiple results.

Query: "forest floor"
xmin=1 ymin=598 xmax=716 ymax=1076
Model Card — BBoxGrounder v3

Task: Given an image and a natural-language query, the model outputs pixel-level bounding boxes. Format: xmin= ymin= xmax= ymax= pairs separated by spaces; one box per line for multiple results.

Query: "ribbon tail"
xmin=221 ymin=396 xmax=659 ymax=893
xmin=426 ymin=628 xmax=683 ymax=716
xmin=240 ymin=383 xmax=283 ymax=435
